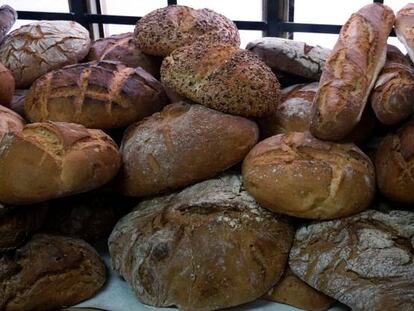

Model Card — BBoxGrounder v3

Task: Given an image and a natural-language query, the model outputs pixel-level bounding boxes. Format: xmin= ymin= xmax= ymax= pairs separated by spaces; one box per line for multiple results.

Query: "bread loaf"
xmin=242 ymin=132 xmax=375 ymax=219
xmin=0 ymin=105 xmax=25 ymax=141
xmin=87 ymin=32 xmax=161 ymax=77
xmin=135 ymin=5 xmax=240 ymax=56
xmin=0 ymin=234 xmax=106 ymax=311
xmin=0 ymin=62 xmax=14 ymax=107
xmin=370 ymin=45 xmax=414 ymax=124
xmin=0 ymin=21 xmax=91 ymax=88
xmin=396 ymin=4 xmax=414 ymax=63
xmin=246 ymin=37 xmax=330 ymax=81
xmin=311 ymin=4 xmax=395 ymax=141
xmin=289 ymin=210 xmax=414 ymax=311
xmin=25 ymin=61 xmax=168 ymax=129
xmin=0 ymin=5 xmax=17 ymax=43
xmin=0 ymin=121 xmax=121 ymax=205
xmin=119 ymin=102 xmax=258 ymax=197
xmin=161 ymin=42 xmax=281 ymax=117
xmin=109 ymin=175 xmax=294 ymax=311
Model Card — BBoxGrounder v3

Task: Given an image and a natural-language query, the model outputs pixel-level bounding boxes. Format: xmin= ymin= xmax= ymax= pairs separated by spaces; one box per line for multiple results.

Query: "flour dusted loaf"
xmin=0 ymin=121 xmax=121 ymax=205
xmin=109 ymin=175 xmax=294 ymax=311
xmin=0 ymin=5 xmax=17 ymax=43
xmin=311 ymin=4 xmax=395 ymax=141
xmin=25 ymin=61 xmax=168 ymax=129
xmin=0 ymin=62 xmax=14 ymax=107
xmin=289 ymin=210 xmax=414 ymax=311
xmin=161 ymin=42 xmax=281 ymax=117
xmin=135 ymin=5 xmax=240 ymax=56
xmin=242 ymin=132 xmax=375 ymax=219
xmin=120 ymin=102 xmax=258 ymax=197
xmin=0 ymin=105 xmax=25 ymax=141
xmin=0 ymin=234 xmax=106 ymax=311
xmin=396 ymin=4 xmax=414 ymax=63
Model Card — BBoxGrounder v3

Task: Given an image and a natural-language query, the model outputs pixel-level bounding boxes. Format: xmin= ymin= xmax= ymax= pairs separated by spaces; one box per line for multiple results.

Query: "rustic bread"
xmin=0 ymin=105 xmax=25 ymax=141
xmin=119 ymin=102 xmax=258 ymax=197
xmin=134 ymin=5 xmax=240 ymax=56
xmin=0 ymin=234 xmax=106 ymax=311
xmin=0 ymin=5 xmax=16 ymax=43
xmin=396 ymin=4 xmax=414 ymax=63
xmin=311 ymin=4 xmax=395 ymax=141
xmin=0 ymin=62 xmax=14 ymax=107
xmin=370 ymin=45 xmax=414 ymax=124
xmin=109 ymin=175 xmax=294 ymax=311
xmin=265 ymin=267 xmax=335 ymax=311
xmin=246 ymin=37 xmax=330 ymax=81
xmin=289 ymin=210 xmax=414 ymax=311
xmin=0 ymin=21 xmax=91 ymax=88
xmin=242 ymin=132 xmax=375 ymax=219
xmin=161 ymin=42 xmax=281 ymax=117
xmin=10 ymin=89 xmax=26 ymax=116
xmin=0 ymin=121 xmax=121 ymax=205
xmin=87 ymin=32 xmax=161 ymax=77
xmin=25 ymin=61 xmax=168 ymax=129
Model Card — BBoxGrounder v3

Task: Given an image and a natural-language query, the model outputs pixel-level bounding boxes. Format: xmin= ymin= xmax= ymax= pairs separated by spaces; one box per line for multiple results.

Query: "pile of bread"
xmin=0 ymin=2 xmax=413 ymax=311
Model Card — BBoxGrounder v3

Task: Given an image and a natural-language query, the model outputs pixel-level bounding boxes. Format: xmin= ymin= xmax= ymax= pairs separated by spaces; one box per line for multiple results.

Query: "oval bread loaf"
xmin=0 ymin=105 xmax=25 ymax=141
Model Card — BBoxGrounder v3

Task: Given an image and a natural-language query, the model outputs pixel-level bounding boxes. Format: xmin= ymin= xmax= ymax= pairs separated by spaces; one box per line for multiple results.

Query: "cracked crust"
xmin=0 ymin=234 xmax=106 ymax=311
xmin=109 ymin=174 xmax=294 ymax=311
xmin=242 ymin=131 xmax=375 ymax=219
xmin=0 ymin=5 xmax=16 ymax=44
xmin=289 ymin=210 xmax=414 ymax=311
xmin=134 ymin=5 xmax=240 ymax=56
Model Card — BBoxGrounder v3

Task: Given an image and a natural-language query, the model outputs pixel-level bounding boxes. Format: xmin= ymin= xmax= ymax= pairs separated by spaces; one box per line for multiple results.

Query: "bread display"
xmin=0 ymin=21 xmax=91 ymax=88
xmin=289 ymin=210 xmax=414 ymax=311
xmin=0 ymin=121 xmax=121 ymax=205
xmin=0 ymin=105 xmax=25 ymax=141
xmin=246 ymin=37 xmax=330 ymax=81
xmin=109 ymin=175 xmax=294 ymax=311
xmin=396 ymin=4 xmax=414 ymax=63
xmin=311 ymin=4 xmax=395 ymax=141
xmin=242 ymin=132 xmax=375 ymax=219
xmin=0 ymin=62 xmax=15 ymax=107
xmin=119 ymin=102 xmax=258 ymax=197
xmin=25 ymin=61 xmax=168 ymax=129
xmin=0 ymin=5 xmax=17 ymax=43
xmin=0 ymin=234 xmax=106 ymax=311
xmin=161 ymin=42 xmax=281 ymax=117
xmin=87 ymin=32 xmax=161 ymax=77
xmin=134 ymin=5 xmax=240 ymax=56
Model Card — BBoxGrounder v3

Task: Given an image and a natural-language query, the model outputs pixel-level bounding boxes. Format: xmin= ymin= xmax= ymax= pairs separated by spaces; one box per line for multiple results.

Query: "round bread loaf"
xmin=289 ymin=210 xmax=414 ymax=311
xmin=0 ymin=234 xmax=106 ymax=311
xmin=0 ymin=105 xmax=25 ymax=141
xmin=0 ymin=21 xmax=91 ymax=88
xmin=0 ymin=121 xmax=121 ymax=205
xmin=119 ymin=102 xmax=259 ymax=197
xmin=0 ymin=62 xmax=14 ymax=107
xmin=242 ymin=132 xmax=375 ymax=219
xmin=161 ymin=42 xmax=281 ymax=117
xmin=87 ymin=32 xmax=161 ymax=77
xmin=25 ymin=61 xmax=168 ymax=129
xmin=109 ymin=175 xmax=294 ymax=311
xmin=134 ymin=5 xmax=240 ymax=56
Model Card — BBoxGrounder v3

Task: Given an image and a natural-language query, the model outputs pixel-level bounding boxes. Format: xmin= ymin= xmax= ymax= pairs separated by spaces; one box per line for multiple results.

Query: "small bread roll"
xmin=242 ymin=132 xmax=375 ymax=219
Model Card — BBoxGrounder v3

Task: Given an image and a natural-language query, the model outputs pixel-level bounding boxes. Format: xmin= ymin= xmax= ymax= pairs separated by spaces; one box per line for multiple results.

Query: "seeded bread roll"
xmin=109 ymin=175 xmax=294 ymax=311
xmin=134 ymin=5 xmax=240 ymax=56
xmin=161 ymin=42 xmax=281 ymax=117
xmin=396 ymin=4 xmax=414 ymax=63
xmin=120 ymin=102 xmax=258 ymax=197
xmin=242 ymin=132 xmax=375 ymax=219
xmin=25 ymin=61 xmax=168 ymax=129
xmin=0 ymin=234 xmax=106 ymax=311
xmin=311 ymin=4 xmax=395 ymax=141
xmin=0 ymin=5 xmax=17 ymax=43
xmin=0 ymin=121 xmax=121 ymax=205
xmin=0 ymin=105 xmax=25 ymax=141
xmin=0 ymin=62 xmax=14 ymax=107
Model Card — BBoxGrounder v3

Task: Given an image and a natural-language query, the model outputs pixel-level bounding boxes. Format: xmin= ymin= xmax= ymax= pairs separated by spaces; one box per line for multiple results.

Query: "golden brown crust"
xmin=0 ymin=105 xmax=25 ymax=142
xmin=311 ymin=4 xmax=395 ymax=141
xmin=161 ymin=42 xmax=281 ymax=117
xmin=134 ymin=5 xmax=240 ymax=56
xmin=25 ymin=61 xmax=168 ymax=129
xmin=0 ymin=63 xmax=14 ymax=107
xmin=396 ymin=4 xmax=414 ymax=63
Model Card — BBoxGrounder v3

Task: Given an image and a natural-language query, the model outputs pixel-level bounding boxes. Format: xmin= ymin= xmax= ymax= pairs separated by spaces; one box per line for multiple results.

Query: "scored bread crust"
xmin=311 ymin=4 xmax=395 ymax=141
xmin=134 ymin=5 xmax=240 ymax=56
xmin=396 ymin=4 xmax=414 ymax=63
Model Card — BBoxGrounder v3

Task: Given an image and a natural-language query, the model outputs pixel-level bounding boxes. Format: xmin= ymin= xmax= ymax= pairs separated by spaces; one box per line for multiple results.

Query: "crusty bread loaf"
xmin=242 ymin=132 xmax=375 ymax=219
xmin=25 ymin=61 xmax=168 ymax=129
xmin=289 ymin=210 xmax=414 ymax=311
xmin=0 ymin=234 xmax=106 ymax=311
xmin=311 ymin=4 xmax=395 ymax=141
xmin=396 ymin=4 xmax=414 ymax=63
xmin=0 ymin=21 xmax=91 ymax=88
xmin=370 ymin=45 xmax=414 ymax=124
xmin=0 ymin=5 xmax=16 ymax=43
xmin=246 ymin=37 xmax=330 ymax=81
xmin=161 ymin=42 xmax=281 ymax=117
xmin=134 ymin=5 xmax=240 ymax=56
xmin=265 ymin=268 xmax=335 ymax=311
xmin=110 ymin=175 xmax=294 ymax=311
xmin=87 ymin=32 xmax=161 ymax=77
xmin=0 ymin=121 xmax=121 ymax=205
xmin=0 ymin=105 xmax=25 ymax=141
xmin=120 ymin=102 xmax=258 ymax=197
xmin=0 ymin=62 xmax=15 ymax=107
